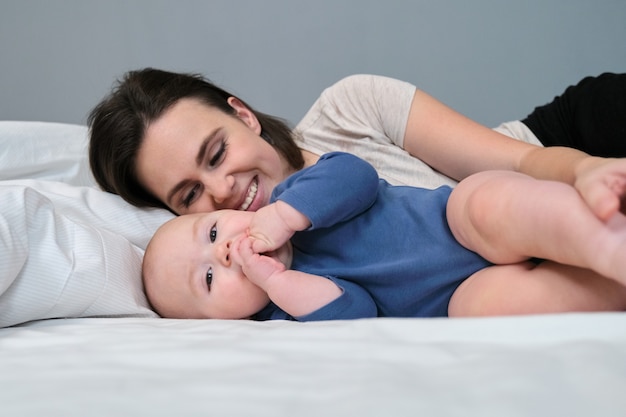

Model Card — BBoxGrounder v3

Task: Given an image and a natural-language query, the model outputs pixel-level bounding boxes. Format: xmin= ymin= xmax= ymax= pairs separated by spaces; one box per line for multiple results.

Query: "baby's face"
xmin=143 ymin=210 xmax=273 ymax=319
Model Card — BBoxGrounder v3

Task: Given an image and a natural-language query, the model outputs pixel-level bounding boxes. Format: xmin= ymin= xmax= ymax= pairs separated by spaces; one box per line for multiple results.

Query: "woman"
xmin=89 ymin=68 xmax=626 ymax=219
xmin=88 ymin=68 xmax=626 ymax=315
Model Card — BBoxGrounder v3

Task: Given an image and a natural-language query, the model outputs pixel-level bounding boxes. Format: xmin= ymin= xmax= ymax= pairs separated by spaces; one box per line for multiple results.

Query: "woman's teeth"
xmin=239 ymin=178 xmax=258 ymax=211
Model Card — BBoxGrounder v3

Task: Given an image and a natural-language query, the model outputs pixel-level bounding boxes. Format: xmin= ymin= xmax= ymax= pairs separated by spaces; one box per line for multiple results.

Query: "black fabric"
xmin=522 ymin=72 xmax=626 ymax=157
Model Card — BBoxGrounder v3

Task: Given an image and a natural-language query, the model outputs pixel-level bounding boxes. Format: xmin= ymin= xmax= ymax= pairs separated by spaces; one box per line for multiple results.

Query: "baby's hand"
xmin=232 ymin=236 xmax=286 ymax=290
xmin=247 ymin=202 xmax=308 ymax=254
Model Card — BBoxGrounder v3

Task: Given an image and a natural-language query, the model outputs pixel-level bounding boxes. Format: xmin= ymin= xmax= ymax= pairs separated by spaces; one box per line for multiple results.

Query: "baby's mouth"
xmin=238 ymin=177 xmax=258 ymax=211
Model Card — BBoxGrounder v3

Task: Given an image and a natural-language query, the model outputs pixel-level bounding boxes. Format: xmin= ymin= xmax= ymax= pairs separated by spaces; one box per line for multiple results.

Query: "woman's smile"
xmin=238 ymin=177 xmax=258 ymax=211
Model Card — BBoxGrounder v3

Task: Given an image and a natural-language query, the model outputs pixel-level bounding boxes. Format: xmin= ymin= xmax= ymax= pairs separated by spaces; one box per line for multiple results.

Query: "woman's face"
xmin=136 ymin=97 xmax=294 ymax=215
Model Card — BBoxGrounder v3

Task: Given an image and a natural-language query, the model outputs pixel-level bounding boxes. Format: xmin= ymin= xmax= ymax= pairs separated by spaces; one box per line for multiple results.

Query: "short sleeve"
xmin=272 ymin=152 xmax=379 ymax=228
xmin=294 ymin=75 xmax=459 ymax=189
xmin=296 ymin=74 xmax=416 ymax=150
xmin=295 ymin=277 xmax=378 ymax=322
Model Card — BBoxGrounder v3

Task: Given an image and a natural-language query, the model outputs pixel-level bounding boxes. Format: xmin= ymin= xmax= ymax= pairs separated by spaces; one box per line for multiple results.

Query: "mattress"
xmin=1 ymin=314 xmax=625 ymax=416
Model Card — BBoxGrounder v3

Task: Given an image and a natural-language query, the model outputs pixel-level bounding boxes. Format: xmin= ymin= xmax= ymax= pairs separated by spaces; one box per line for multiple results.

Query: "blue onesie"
xmin=253 ymin=152 xmax=492 ymax=321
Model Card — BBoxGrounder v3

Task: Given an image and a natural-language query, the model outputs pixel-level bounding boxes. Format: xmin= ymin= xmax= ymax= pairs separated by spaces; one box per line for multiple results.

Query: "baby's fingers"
xmin=250 ymin=238 xmax=273 ymax=254
xmin=230 ymin=236 xmax=254 ymax=265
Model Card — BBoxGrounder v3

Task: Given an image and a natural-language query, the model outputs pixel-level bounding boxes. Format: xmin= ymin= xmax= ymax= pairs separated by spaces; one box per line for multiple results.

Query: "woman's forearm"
xmin=517 ymin=145 xmax=598 ymax=185
xmin=403 ymin=89 xmax=531 ymax=181
xmin=402 ymin=89 xmax=626 ymax=220
xmin=402 ymin=89 xmax=595 ymax=184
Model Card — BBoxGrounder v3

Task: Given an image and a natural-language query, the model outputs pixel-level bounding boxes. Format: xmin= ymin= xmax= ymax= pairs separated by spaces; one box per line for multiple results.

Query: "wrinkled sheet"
xmin=1 ymin=313 xmax=625 ymax=417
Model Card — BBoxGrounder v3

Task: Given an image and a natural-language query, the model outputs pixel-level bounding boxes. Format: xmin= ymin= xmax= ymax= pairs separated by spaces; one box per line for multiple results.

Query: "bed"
xmin=1 ymin=121 xmax=625 ymax=416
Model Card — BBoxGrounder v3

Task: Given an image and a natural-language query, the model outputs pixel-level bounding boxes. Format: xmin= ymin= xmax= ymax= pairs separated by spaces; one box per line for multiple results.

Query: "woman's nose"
xmin=202 ymin=173 xmax=235 ymax=207
xmin=215 ymin=240 xmax=232 ymax=267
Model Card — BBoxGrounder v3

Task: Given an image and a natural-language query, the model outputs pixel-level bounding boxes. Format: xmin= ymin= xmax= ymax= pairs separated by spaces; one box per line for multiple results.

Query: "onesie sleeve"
xmin=272 ymin=152 xmax=380 ymax=229
xmin=295 ymin=276 xmax=378 ymax=322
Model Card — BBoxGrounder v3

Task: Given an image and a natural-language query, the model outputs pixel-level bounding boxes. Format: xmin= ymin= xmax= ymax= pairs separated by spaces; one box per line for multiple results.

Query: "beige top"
xmin=295 ymin=74 xmax=542 ymax=189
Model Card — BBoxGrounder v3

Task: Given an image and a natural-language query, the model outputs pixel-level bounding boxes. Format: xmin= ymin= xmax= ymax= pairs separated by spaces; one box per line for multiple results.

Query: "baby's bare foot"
xmin=601 ymin=213 xmax=626 ymax=285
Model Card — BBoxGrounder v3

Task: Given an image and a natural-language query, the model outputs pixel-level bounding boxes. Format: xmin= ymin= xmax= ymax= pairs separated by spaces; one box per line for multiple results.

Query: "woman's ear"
xmin=227 ymin=97 xmax=262 ymax=135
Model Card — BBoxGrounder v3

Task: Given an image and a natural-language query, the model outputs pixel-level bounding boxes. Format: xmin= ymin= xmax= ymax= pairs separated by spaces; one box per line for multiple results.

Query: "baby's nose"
xmin=217 ymin=240 xmax=232 ymax=267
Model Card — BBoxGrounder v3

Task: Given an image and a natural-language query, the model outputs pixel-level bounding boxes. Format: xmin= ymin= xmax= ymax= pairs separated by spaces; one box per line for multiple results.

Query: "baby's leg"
xmin=446 ymin=170 xmax=626 ymax=285
xmin=448 ymin=261 xmax=626 ymax=317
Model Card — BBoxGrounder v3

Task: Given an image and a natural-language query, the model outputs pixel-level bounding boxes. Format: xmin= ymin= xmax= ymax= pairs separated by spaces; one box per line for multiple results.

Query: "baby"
xmin=142 ymin=152 xmax=626 ymax=321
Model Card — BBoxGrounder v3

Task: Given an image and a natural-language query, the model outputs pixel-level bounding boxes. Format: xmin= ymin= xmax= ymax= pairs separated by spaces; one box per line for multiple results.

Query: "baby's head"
xmin=143 ymin=209 xmax=271 ymax=319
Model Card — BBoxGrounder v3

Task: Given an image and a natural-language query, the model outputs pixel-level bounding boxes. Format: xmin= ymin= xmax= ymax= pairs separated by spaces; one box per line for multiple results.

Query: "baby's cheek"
xmin=229 ymin=279 xmax=270 ymax=317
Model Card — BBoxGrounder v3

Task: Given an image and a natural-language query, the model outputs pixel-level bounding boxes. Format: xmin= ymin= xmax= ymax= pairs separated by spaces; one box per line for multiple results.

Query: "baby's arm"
xmin=248 ymin=152 xmax=380 ymax=255
xmin=233 ymin=236 xmax=342 ymax=318
xmin=248 ymin=200 xmax=310 ymax=254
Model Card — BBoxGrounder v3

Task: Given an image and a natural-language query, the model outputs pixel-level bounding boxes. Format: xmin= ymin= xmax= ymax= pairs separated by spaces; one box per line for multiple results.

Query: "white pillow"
xmin=0 ymin=120 xmax=95 ymax=186
xmin=0 ymin=180 xmax=174 ymax=327
xmin=0 ymin=121 xmax=175 ymax=327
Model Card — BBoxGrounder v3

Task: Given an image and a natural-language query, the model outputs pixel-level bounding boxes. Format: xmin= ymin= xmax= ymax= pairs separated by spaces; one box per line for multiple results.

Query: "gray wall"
xmin=2 ymin=0 xmax=625 ymax=128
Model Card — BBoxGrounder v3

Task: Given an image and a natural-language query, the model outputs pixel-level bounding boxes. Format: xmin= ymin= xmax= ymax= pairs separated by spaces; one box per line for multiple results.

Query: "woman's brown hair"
xmin=88 ymin=68 xmax=303 ymax=210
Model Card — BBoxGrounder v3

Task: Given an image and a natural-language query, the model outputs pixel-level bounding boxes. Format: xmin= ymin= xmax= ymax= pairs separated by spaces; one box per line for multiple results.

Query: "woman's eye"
xmin=208 ymin=140 xmax=228 ymax=167
xmin=209 ymin=224 xmax=217 ymax=243
xmin=183 ymin=184 xmax=201 ymax=208
xmin=206 ymin=267 xmax=213 ymax=290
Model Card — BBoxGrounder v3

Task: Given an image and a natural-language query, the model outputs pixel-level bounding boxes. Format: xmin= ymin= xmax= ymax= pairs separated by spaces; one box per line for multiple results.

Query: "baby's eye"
xmin=209 ymin=224 xmax=217 ymax=243
xmin=206 ymin=267 xmax=213 ymax=291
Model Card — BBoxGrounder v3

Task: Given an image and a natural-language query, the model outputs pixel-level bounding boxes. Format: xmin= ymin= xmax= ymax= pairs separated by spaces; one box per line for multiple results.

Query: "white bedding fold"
xmin=1 ymin=314 xmax=624 ymax=417
xmin=0 ymin=180 xmax=173 ymax=326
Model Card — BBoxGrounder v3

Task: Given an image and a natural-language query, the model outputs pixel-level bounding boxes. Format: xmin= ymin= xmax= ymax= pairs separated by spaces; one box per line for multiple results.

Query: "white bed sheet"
xmin=1 ymin=313 xmax=625 ymax=417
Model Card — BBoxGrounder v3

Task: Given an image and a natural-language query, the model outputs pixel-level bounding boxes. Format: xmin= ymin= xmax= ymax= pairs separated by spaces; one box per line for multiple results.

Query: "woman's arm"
xmin=403 ymin=89 xmax=626 ymax=220
xmin=403 ymin=89 xmax=584 ymax=181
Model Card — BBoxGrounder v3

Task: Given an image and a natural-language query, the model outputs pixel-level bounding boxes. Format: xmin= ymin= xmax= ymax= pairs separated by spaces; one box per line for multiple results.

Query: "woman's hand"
xmin=574 ymin=157 xmax=626 ymax=221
